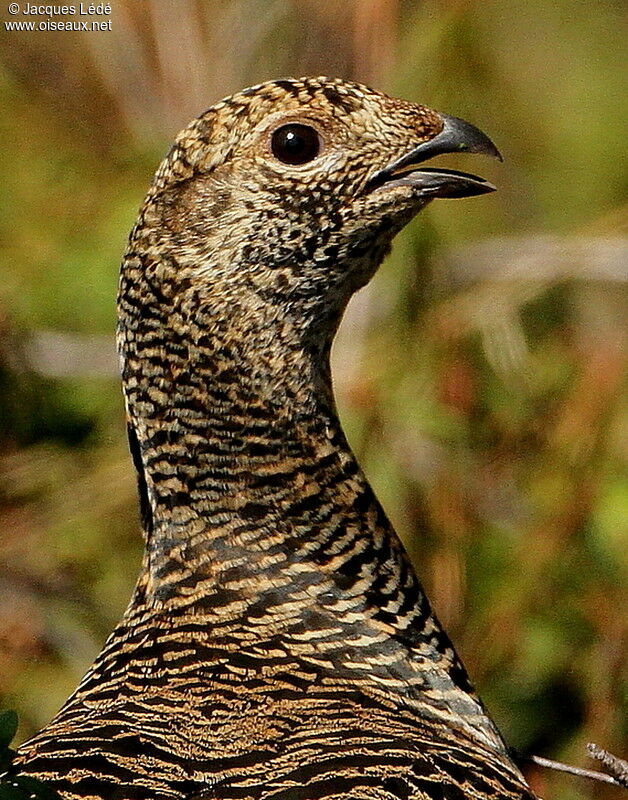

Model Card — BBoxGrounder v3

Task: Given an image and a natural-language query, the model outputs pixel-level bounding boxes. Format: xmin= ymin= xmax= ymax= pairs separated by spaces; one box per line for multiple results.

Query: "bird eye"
xmin=270 ymin=124 xmax=322 ymax=165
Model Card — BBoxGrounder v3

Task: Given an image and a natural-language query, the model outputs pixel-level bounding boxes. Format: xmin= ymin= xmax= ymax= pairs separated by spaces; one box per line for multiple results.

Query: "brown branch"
xmin=588 ymin=743 xmax=628 ymax=788
xmin=517 ymin=744 xmax=628 ymax=791
xmin=527 ymin=754 xmax=619 ymax=787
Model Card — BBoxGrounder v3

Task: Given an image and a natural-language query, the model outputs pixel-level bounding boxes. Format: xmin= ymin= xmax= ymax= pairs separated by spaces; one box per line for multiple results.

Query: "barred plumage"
xmin=16 ymin=77 xmax=536 ymax=800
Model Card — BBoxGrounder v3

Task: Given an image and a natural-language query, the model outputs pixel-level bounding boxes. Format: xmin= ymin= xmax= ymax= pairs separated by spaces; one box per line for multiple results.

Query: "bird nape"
xmin=14 ymin=78 xmax=536 ymax=800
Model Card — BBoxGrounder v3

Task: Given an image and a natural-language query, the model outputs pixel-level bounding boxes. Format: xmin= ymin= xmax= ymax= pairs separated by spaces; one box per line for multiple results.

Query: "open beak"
xmin=366 ymin=114 xmax=503 ymax=198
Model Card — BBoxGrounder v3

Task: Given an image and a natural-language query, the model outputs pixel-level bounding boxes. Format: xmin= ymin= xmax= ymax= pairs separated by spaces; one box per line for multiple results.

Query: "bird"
xmin=14 ymin=77 xmax=537 ymax=800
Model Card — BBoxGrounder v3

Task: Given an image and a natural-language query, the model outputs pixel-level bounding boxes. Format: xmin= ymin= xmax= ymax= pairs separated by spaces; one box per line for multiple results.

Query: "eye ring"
xmin=270 ymin=123 xmax=322 ymax=166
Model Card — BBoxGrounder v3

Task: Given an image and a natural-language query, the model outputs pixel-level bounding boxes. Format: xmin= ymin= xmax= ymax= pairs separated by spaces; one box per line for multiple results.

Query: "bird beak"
xmin=366 ymin=114 xmax=503 ymax=198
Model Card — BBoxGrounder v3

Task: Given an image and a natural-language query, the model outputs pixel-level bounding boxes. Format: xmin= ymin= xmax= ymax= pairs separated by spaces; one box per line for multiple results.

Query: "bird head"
xmin=130 ymin=77 xmax=500 ymax=341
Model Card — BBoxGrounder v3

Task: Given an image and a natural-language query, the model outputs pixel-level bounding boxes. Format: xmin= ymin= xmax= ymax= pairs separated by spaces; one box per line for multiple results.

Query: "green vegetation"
xmin=0 ymin=2 xmax=625 ymax=798
xmin=0 ymin=711 xmax=59 ymax=798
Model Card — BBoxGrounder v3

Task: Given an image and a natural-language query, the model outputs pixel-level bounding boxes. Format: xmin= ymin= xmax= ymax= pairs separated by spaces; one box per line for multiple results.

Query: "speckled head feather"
xmin=16 ymin=78 xmax=535 ymax=800
xmin=136 ymin=77 xmax=495 ymax=340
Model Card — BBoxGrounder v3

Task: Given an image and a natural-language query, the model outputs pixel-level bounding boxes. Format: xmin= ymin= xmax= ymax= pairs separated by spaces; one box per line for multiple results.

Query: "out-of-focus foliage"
xmin=0 ymin=1 xmax=626 ymax=798
xmin=0 ymin=710 xmax=60 ymax=799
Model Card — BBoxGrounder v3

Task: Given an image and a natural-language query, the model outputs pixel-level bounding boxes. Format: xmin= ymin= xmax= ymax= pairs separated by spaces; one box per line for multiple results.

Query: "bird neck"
xmin=116 ymin=234 xmax=511 ymax=760
xmin=118 ymin=248 xmax=384 ymax=613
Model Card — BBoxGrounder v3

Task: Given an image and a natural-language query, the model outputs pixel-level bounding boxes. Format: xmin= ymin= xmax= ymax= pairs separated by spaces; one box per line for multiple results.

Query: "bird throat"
xmin=119 ymin=247 xmax=375 ymax=608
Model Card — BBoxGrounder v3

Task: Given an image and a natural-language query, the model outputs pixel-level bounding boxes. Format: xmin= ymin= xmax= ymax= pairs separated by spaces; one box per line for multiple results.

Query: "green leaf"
xmin=0 ymin=746 xmax=16 ymax=772
xmin=0 ymin=714 xmax=17 ymax=750
xmin=13 ymin=776 xmax=61 ymax=800
xmin=0 ymin=781 xmax=29 ymax=800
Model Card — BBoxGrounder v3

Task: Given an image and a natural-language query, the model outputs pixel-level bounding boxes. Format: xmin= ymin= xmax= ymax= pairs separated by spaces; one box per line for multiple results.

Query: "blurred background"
xmin=0 ymin=0 xmax=626 ymax=797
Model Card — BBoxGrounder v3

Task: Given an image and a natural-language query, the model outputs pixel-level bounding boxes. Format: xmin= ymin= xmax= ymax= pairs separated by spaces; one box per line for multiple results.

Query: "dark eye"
xmin=271 ymin=124 xmax=322 ymax=165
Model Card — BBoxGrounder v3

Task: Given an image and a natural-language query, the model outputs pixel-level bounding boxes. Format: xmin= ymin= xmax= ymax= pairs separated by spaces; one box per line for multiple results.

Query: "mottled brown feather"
xmin=16 ymin=77 xmax=537 ymax=800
